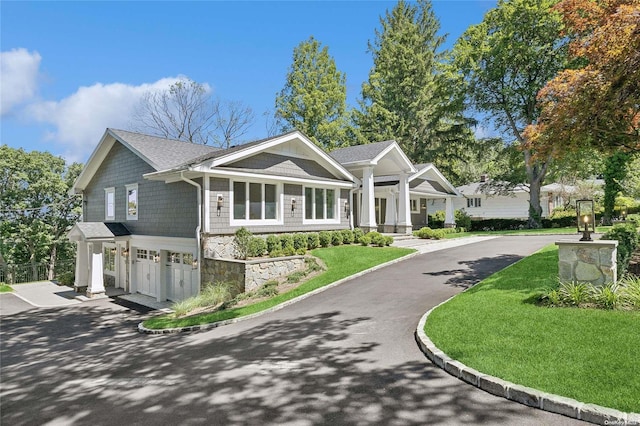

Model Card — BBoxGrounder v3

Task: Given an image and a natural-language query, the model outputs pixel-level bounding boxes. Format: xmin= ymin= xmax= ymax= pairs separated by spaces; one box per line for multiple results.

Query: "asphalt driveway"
xmin=0 ymin=236 xmax=584 ymax=425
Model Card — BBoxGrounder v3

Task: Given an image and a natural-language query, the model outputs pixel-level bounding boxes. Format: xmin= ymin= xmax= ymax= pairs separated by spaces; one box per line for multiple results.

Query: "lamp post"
xmin=576 ymin=199 xmax=595 ymax=241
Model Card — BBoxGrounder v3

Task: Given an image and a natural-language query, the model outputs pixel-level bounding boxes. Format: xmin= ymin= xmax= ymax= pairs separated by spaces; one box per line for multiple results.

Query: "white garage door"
xmin=166 ymin=252 xmax=198 ymax=302
xmin=134 ymin=249 xmax=160 ymax=297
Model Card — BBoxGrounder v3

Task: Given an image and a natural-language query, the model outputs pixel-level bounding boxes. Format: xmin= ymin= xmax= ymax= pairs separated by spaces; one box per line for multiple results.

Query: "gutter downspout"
xmin=180 ymin=172 xmax=202 ymax=294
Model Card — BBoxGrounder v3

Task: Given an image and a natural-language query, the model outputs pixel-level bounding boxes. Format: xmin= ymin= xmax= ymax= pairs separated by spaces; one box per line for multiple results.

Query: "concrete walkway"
xmin=10 ymin=281 xmax=81 ymax=308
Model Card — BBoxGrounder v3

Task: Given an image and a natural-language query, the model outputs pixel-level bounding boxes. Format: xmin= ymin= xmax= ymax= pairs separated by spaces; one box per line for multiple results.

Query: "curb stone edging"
xmin=416 ymin=305 xmax=640 ymax=425
xmin=138 ymin=250 xmax=422 ymax=334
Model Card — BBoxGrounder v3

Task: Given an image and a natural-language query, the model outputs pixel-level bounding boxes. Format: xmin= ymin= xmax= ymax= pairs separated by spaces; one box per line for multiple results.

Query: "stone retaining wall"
xmin=202 ymin=256 xmax=306 ymax=293
xmin=556 ymin=240 xmax=618 ymax=285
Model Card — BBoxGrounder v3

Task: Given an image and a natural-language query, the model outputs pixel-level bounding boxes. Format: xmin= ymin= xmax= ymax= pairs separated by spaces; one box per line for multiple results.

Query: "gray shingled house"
xmin=68 ymin=128 xmax=459 ymax=301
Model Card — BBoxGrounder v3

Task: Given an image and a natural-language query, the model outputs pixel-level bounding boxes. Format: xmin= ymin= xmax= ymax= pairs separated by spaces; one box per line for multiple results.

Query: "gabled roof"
xmin=148 ymin=130 xmax=355 ymax=184
xmin=109 ymin=129 xmax=219 ymax=170
xmin=329 ymin=140 xmax=396 ymax=164
xmin=73 ymin=128 xmax=219 ymax=192
xmin=68 ymin=222 xmax=131 ymax=242
xmin=409 ymin=163 xmax=460 ymax=196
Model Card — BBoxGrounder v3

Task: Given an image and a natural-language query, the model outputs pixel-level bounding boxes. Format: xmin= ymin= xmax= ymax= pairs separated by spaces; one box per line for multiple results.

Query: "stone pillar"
xmin=383 ymin=190 xmax=397 ymax=233
xmin=87 ymin=242 xmax=106 ymax=298
xmin=444 ymin=197 xmax=456 ymax=228
xmin=397 ymin=173 xmax=412 ymax=234
xmin=74 ymin=241 xmax=89 ymax=292
xmin=360 ymin=166 xmax=377 ymax=233
xmin=556 ymin=240 xmax=618 ymax=285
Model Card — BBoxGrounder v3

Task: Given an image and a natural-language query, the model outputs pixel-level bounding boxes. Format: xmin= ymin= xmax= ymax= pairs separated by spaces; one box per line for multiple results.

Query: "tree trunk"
xmin=48 ymin=243 xmax=57 ymax=281
xmin=524 ymin=149 xmax=549 ymax=229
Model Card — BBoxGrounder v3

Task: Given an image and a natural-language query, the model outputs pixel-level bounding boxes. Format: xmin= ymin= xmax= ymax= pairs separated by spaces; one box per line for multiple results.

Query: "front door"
xmin=134 ymin=249 xmax=159 ymax=297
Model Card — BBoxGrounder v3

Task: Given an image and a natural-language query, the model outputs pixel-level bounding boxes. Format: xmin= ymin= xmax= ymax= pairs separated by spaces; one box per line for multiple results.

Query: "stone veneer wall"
xmin=202 ymin=256 xmax=306 ymax=293
xmin=555 ymin=240 xmax=618 ymax=285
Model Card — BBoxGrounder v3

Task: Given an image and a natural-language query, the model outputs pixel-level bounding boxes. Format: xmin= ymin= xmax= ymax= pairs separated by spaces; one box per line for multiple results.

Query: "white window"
xmin=467 ymin=197 xmax=481 ymax=208
xmin=304 ymin=187 xmax=339 ymax=223
xmin=126 ymin=183 xmax=138 ymax=221
xmin=231 ymin=180 xmax=281 ymax=225
xmin=104 ymin=187 xmax=115 ymax=220
xmin=410 ymin=199 xmax=419 ymax=213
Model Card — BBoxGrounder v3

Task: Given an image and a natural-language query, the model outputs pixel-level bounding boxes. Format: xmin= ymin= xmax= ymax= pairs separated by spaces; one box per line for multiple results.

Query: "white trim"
xmin=125 ymin=183 xmax=138 ymax=221
xmin=203 ymin=176 xmax=211 ymax=232
xmin=104 ymin=187 xmax=115 ymax=221
xmin=229 ymin=179 xmax=284 ymax=227
xmin=410 ymin=199 xmax=420 ymax=214
xmin=145 ymin=167 xmax=355 ymax=189
xmin=129 ymin=235 xmax=197 ymax=253
xmin=410 ymin=164 xmax=461 ymax=196
xmin=302 ymin=185 xmax=341 ymax=225
xmin=208 ymin=131 xmax=354 ymax=181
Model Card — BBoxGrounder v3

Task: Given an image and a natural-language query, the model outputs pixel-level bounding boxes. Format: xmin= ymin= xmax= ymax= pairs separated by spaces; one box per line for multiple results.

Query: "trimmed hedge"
xmin=601 ymin=223 xmax=640 ymax=275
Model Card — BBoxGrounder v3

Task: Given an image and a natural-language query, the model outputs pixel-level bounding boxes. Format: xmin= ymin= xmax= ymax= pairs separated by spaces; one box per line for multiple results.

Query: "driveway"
xmin=0 ymin=236 xmax=584 ymax=425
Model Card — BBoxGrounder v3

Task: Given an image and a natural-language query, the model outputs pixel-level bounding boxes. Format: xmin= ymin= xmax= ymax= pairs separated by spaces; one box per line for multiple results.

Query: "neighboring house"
xmin=68 ymin=129 xmax=459 ymax=301
xmin=443 ymin=177 xmax=574 ymax=220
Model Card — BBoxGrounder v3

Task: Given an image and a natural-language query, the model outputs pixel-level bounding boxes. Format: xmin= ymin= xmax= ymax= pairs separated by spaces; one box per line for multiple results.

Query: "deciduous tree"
xmin=0 ymin=146 xmax=82 ymax=279
xmin=133 ymin=77 xmax=255 ymax=147
xmin=524 ymin=0 xmax=640 ymax=155
xmin=453 ymin=0 xmax=568 ymax=227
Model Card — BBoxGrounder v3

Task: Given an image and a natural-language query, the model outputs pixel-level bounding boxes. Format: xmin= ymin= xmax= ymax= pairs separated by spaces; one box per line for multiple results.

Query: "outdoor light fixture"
xmin=192 ymin=258 xmax=198 ymax=269
xmin=576 ymin=199 xmax=595 ymax=241
xmin=345 ymin=201 xmax=350 ymax=218
xmin=622 ymin=210 xmax=627 ymax=220
xmin=216 ymin=194 xmax=223 ymax=216
xmin=291 ymin=198 xmax=296 ymax=216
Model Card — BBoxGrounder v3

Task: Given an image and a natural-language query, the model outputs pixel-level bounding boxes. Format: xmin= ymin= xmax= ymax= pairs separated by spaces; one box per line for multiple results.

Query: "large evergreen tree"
xmin=357 ymin=0 xmax=475 ymax=181
xmin=275 ymin=36 xmax=356 ymax=150
xmin=453 ymin=0 xmax=568 ymax=228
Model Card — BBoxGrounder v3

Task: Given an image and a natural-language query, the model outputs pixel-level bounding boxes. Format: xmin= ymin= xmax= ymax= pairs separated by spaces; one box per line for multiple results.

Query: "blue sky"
xmin=1 ymin=1 xmax=497 ymax=163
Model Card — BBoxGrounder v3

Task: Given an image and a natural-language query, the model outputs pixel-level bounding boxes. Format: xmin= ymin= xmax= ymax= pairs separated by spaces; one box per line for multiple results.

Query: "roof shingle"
xmin=329 ymin=140 xmax=395 ymax=164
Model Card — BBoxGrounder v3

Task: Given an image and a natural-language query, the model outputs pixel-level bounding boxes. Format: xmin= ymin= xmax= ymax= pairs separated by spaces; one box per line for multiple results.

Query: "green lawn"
xmin=143 ymin=245 xmax=414 ymax=330
xmin=445 ymin=226 xmax=612 ymax=239
xmin=0 ymin=284 xmax=13 ymax=293
xmin=425 ymin=245 xmax=640 ymax=413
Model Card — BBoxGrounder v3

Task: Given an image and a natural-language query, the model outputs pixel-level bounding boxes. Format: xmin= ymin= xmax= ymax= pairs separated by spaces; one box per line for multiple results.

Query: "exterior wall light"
xmin=217 ymin=194 xmax=223 ymax=217
xmin=291 ymin=198 xmax=296 ymax=217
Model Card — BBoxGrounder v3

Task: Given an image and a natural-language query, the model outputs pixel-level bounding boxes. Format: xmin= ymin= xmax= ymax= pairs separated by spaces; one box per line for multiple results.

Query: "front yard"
xmin=143 ymin=245 xmax=414 ymax=330
xmin=425 ymin=244 xmax=640 ymax=413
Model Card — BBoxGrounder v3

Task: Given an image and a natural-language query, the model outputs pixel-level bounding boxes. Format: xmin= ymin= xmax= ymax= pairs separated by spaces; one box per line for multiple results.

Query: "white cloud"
xmin=27 ymin=76 xmax=195 ymax=162
xmin=0 ymin=48 xmax=42 ymax=116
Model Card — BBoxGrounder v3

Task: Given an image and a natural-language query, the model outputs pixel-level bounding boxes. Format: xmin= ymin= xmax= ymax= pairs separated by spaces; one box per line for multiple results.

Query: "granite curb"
xmin=138 ymin=250 xmax=422 ymax=334
xmin=416 ymin=304 xmax=640 ymax=425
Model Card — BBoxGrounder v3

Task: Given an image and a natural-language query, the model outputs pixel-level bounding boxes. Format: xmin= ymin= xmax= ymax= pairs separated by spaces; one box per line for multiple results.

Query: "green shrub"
xmin=353 ymin=228 xmax=365 ymax=243
xmin=172 ymin=281 xmax=237 ymax=317
xmin=256 ymin=280 xmax=279 ymax=297
xmin=558 ymin=281 xmax=591 ymax=307
xmin=233 ymin=227 xmax=253 ymax=259
xmin=282 ymin=245 xmax=296 ymax=256
xmin=470 ymin=218 xmax=527 ymax=231
xmin=306 ymin=233 xmax=320 ymax=250
xmin=601 ymin=223 xmax=640 ymax=275
xmin=280 ymin=234 xmax=295 ymax=251
xmin=305 ymin=257 xmax=323 ymax=273
xmin=331 ymin=230 xmax=343 ymax=246
xmin=296 ymin=248 xmax=307 ymax=255
xmin=292 ymin=233 xmax=307 ymax=251
xmin=359 ymin=235 xmax=371 ymax=246
xmin=626 ymin=214 xmax=640 ymax=229
xmin=591 ymin=282 xmax=623 ymax=309
xmin=621 ymin=275 xmax=640 ymax=309
xmin=341 ymin=229 xmax=355 ymax=244
xmin=368 ymin=232 xmax=386 ymax=247
xmin=287 ymin=271 xmax=307 ymax=283
xmin=269 ymin=249 xmax=284 ymax=258
xmin=415 ymin=227 xmax=445 ymax=239
xmin=56 ymin=271 xmax=75 ymax=286
xmin=427 ymin=211 xmax=445 ymax=228
xmin=384 ymin=236 xmax=394 ymax=246
xmin=266 ymin=235 xmax=281 ymax=254
xmin=247 ymin=237 xmax=267 ymax=257
xmin=455 ymin=209 xmax=472 ymax=230
xmin=319 ymin=231 xmax=332 ymax=247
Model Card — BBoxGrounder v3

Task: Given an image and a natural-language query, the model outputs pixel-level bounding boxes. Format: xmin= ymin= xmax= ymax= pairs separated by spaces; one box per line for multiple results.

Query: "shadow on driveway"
xmin=422 ymin=254 xmax=523 ymax=288
xmin=0 ymin=304 xmax=541 ymax=425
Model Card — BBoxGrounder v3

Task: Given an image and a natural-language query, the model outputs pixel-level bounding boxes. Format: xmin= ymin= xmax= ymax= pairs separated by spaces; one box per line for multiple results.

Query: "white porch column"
xmin=384 ymin=190 xmax=397 ymax=233
xmin=360 ymin=166 xmax=377 ymax=232
xmin=397 ymin=173 xmax=412 ymax=234
xmin=74 ymin=241 xmax=89 ymax=291
xmin=87 ymin=242 xmax=106 ymax=298
xmin=445 ymin=197 xmax=456 ymax=228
